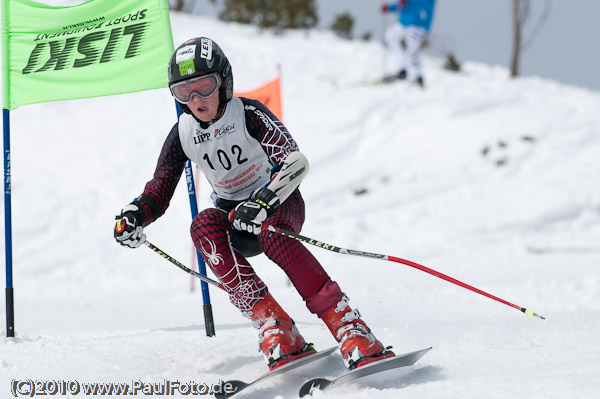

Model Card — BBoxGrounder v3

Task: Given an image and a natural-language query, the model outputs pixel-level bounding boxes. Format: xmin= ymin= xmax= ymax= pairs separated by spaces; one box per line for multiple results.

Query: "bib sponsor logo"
xmin=214 ymin=123 xmax=235 ymax=139
xmin=193 ymin=129 xmax=211 ymax=144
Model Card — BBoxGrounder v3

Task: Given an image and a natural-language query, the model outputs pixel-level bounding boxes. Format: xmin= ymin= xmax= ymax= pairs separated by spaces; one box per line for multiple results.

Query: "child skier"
xmin=114 ymin=37 xmax=394 ymax=370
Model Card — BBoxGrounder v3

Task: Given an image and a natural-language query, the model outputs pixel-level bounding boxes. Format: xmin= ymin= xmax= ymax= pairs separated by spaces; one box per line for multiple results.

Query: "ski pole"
xmin=143 ymin=240 xmax=226 ymax=292
xmin=265 ymin=224 xmax=545 ymax=320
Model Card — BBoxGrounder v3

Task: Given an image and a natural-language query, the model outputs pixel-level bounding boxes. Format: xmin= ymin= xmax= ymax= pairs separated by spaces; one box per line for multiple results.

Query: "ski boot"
xmin=321 ymin=294 xmax=394 ymax=370
xmin=248 ymin=293 xmax=316 ymax=370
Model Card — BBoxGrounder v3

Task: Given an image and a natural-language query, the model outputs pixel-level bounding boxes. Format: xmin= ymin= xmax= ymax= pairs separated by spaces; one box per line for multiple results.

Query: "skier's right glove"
xmin=114 ymin=202 xmax=146 ymax=248
xmin=229 ymin=187 xmax=280 ymax=235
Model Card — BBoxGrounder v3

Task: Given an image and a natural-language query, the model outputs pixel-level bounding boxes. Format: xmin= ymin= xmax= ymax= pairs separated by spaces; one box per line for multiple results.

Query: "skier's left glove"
xmin=114 ymin=202 xmax=146 ymax=248
xmin=230 ymin=187 xmax=280 ymax=235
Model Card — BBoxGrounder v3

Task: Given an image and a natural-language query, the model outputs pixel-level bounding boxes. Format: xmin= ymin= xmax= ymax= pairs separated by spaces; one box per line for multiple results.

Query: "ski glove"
xmin=231 ymin=187 xmax=280 ymax=235
xmin=114 ymin=203 xmax=146 ymax=248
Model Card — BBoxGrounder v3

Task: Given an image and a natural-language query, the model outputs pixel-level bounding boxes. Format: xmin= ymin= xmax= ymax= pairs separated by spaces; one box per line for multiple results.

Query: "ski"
xmin=215 ymin=346 xmax=338 ymax=399
xmin=298 ymin=347 xmax=432 ymax=397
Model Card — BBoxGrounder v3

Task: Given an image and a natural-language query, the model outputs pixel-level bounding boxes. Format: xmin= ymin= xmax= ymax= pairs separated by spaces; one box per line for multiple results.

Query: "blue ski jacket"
xmin=385 ymin=0 xmax=436 ymax=32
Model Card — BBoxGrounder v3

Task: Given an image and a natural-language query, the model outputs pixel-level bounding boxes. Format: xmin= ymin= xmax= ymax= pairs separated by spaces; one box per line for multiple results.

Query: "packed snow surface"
xmin=2 ymin=12 xmax=599 ymax=399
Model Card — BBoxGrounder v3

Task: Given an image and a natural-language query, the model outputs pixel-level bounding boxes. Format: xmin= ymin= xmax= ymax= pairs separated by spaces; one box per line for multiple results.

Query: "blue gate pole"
xmin=4 ymin=108 xmax=15 ymax=340
xmin=176 ymin=103 xmax=215 ymax=337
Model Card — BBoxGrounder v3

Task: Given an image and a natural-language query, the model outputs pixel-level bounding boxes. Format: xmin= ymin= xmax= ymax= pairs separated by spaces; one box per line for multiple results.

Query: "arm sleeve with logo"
xmin=241 ymin=98 xmax=299 ymax=165
xmin=241 ymin=98 xmax=308 ymax=202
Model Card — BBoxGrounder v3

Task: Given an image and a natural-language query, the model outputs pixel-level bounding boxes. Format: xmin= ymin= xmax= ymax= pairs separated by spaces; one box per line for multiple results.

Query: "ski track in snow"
xmin=1 ymin=10 xmax=600 ymax=399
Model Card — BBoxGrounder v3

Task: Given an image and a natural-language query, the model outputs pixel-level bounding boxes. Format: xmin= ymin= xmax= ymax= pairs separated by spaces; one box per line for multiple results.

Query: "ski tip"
xmin=299 ymin=377 xmax=333 ymax=397
xmin=523 ymin=308 xmax=546 ymax=320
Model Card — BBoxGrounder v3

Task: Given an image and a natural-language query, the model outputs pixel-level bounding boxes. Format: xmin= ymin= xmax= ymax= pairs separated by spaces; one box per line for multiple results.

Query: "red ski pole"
xmin=266 ymin=224 xmax=545 ymax=320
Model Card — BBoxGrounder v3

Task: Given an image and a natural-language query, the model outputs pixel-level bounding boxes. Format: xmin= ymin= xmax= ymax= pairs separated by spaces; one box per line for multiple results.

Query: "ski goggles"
xmin=170 ymin=73 xmax=222 ymax=104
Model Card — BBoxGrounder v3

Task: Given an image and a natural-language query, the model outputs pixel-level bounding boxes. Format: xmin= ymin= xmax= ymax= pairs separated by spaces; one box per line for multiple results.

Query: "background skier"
xmin=381 ymin=0 xmax=436 ymax=86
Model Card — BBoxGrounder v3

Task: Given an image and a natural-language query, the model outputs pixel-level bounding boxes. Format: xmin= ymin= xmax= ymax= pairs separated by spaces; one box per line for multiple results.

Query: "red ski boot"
xmin=321 ymin=295 xmax=394 ymax=369
xmin=248 ymin=293 xmax=316 ymax=370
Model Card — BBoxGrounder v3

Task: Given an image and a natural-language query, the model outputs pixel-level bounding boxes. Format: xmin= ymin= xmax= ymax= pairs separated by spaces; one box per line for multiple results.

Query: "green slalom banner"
xmin=1 ymin=0 xmax=174 ymax=109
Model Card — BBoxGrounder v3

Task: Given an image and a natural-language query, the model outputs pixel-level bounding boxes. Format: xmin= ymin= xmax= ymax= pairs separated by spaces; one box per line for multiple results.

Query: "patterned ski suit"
xmin=137 ymin=97 xmax=342 ymax=317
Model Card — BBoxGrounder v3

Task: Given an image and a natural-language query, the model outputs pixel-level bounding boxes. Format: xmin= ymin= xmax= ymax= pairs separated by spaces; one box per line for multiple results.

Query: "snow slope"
xmin=2 ymin=12 xmax=600 ymax=399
